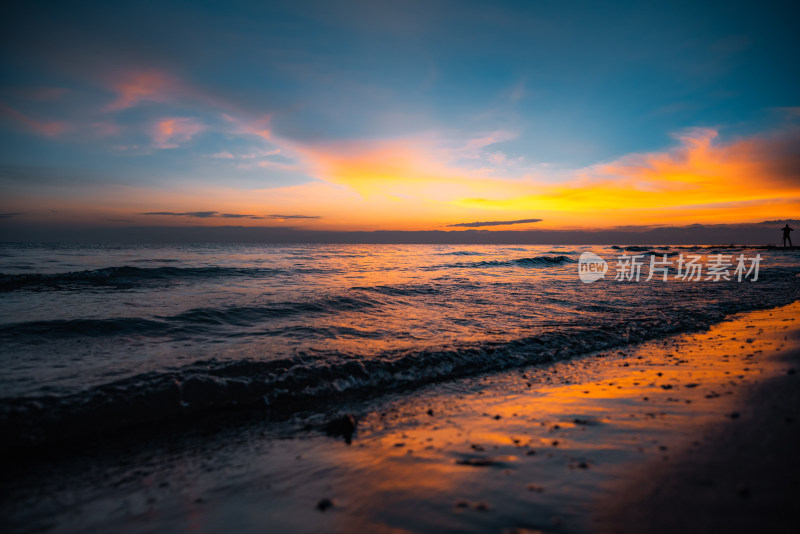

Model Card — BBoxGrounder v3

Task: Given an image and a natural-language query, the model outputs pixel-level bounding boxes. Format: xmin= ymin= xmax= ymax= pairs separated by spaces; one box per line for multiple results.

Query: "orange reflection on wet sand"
xmin=19 ymin=303 xmax=796 ymax=534
xmin=307 ymin=302 xmax=799 ymax=533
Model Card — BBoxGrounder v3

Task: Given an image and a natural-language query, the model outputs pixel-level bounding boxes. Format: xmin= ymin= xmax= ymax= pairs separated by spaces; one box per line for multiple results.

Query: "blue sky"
xmin=0 ymin=0 xmax=798 ymax=232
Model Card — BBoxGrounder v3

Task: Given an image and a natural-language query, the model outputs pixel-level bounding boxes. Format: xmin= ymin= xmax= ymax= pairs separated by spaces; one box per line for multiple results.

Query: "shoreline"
xmin=592 ymin=319 xmax=800 ymax=533
xmin=6 ymin=293 xmax=799 ymax=456
xmin=2 ymin=301 xmax=799 ymax=533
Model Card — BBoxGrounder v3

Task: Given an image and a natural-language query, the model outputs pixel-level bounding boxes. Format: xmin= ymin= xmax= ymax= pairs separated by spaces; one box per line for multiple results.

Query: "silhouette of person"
xmin=782 ymin=224 xmax=793 ymax=247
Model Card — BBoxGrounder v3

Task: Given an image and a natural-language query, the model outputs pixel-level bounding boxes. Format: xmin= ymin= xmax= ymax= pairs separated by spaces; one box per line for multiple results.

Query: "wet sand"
xmin=2 ymin=302 xmax=799 ymax=533
xmin=592 ymin=329 xmax=800 ymax=533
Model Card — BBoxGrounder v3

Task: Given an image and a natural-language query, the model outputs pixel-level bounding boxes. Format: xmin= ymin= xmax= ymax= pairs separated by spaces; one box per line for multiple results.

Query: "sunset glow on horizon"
xmin=1 ymin=1 xmax=798 ymax=237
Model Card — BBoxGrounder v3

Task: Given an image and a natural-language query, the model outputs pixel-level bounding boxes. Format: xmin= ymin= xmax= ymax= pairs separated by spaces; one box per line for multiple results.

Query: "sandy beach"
xmin=2 ymin=300 xmax=798 ymax=533
xmin=593 ymin=309 xmax=800 ymax=534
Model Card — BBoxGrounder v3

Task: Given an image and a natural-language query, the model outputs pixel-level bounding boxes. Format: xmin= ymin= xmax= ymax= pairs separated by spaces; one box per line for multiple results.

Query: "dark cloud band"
xmin=447 ymin=218 xmax=542 ymax=228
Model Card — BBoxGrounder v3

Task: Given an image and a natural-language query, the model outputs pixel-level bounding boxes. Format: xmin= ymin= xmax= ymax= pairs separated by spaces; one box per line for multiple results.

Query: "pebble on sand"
xmin=324 ymin=414 xmax=358 ymax=444
xmin=316 ymin=498 xmax=334 ymax=511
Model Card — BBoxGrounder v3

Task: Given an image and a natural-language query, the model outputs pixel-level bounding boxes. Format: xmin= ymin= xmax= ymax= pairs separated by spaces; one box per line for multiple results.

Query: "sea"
xmin=1 ymin=243 xmax=799 ymax=447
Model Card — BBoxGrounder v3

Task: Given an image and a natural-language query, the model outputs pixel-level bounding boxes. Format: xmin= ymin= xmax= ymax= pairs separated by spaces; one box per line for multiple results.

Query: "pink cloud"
xmin=221 ymin=113 xmax=272 ymax=141
xmin=460 ymin=130 xmax=517 ymax=153
xmin=105 ymin=70 xmax=183 ymax=111
xmin=103 ymin=69 xmax=242 ymax=117
xmin=103 ymin=70 xmax=273 ymax=144
xmin=211 ymin=148 xmax=281 ymax=160
xmin=151 ymin=118 xmax=204 ymax=149
xmin=0 ymin=102 xmax=68 ymax=137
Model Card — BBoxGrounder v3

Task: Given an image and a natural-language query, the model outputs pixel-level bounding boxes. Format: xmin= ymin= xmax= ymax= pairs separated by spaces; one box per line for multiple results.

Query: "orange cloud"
xmin=275 ymin=126 xmax=798 ymax=229
xmin=455 ymin=128 xmax=800 ymax=227
xmin=151 ymin=118 xmax=204 ymax=149
xmin=292 ymin=136 xmax=523 ymax=203
xmin=98 ymin=126 xmax=796 ymax=230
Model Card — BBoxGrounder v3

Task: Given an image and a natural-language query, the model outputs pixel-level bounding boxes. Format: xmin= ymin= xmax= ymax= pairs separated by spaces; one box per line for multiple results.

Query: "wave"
xmin=610 ymin=245 xmax=652 ymax=252
xmin=0 ymin=265 xmax=304 ymax=291
xmin=352 ymin=283 xmax=445 ymax=296
xmin=513 ymin=255 xmax=577 ymax=265
xmin=446 ymin=255 xmax=577 ymax=269
xmin=0 ymin=300 xmax=773 ymax=450
xmin=0 ymin=295 xmax=381 ymax=339
xmin=3 ymin=268 xmax=800 ymax=450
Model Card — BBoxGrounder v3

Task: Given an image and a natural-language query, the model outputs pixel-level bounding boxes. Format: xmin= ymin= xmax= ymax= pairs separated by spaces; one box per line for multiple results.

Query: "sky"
xmin=1 ymin=0 xmax=798 ymax=241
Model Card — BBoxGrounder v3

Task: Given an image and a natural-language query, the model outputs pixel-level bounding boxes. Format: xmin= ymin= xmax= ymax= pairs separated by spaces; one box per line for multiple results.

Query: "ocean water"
xmin=1 ymin=243 xmax=799 ymax=446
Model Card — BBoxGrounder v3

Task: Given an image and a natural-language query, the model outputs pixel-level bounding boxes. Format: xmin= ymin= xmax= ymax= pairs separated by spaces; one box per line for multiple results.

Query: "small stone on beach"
xmin=456 ymin=458 xmax=496 ymax=467
xmin=316 ymin=498 xmax=334 ymax=511
xmin=324 ymin=414 xmax=358 ymax=444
